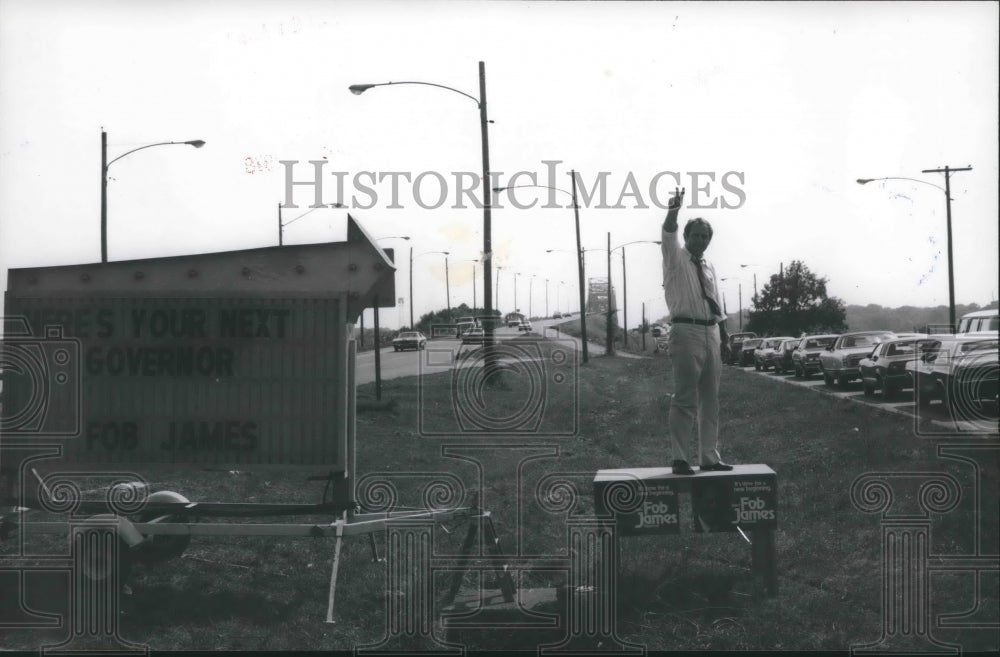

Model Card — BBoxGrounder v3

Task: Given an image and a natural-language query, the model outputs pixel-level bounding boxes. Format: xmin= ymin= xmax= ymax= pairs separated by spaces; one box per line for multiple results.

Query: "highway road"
xmin=355 ymin=316 xmax=605 ymax=385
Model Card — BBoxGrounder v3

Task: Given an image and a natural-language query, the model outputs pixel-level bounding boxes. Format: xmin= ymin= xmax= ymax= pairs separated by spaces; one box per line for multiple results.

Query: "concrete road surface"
xmin=355 ymin=316 xmax=622 ymax=385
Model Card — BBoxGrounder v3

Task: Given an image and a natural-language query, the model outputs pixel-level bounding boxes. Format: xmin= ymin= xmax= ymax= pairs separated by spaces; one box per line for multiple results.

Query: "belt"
xmin=672 ymin=317 xmax=717 ymax=326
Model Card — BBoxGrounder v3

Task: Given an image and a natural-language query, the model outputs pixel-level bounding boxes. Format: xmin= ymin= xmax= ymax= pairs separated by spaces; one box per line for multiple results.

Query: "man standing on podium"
xmin=661 ymin=187 xmax=733 ymax=475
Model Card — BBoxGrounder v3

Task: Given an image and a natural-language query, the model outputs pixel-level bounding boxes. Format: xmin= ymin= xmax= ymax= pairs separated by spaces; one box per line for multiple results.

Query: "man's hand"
xmin=663 ymin=186 xmax=685 ymax=233
xmin=667 ymin=186 xmax=685 ymax=211
xmin=721 ymin=343 xmax=732 ymax=363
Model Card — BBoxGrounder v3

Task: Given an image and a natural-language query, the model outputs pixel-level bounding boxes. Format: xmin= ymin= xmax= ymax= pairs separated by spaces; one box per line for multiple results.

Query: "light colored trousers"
xmin=667 ymin=323 xmax=722 ymax=466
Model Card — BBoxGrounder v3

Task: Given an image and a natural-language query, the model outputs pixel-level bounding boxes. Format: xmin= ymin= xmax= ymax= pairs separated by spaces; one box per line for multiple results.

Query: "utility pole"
xmin=374 ymin=296 xmax=382 ymax=400
xmin=445 ymin=255 xmax=451 ymax=318
xmin=571 ymin=171 xmax=589 ymax=363
xmin=529 ymin=276 xmax=534 ymax=319
xmin=642 ymin=301 xmax=646 ymax=351
xmin=606 ymin=231 xmax=615 ymax=356
xmin=921 ymin=165 xmax=972 ymax=331
xmin=621 ymin=247 xmax=628 ymax=349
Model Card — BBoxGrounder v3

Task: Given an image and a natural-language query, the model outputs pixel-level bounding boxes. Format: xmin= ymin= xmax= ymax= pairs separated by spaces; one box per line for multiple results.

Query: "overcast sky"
xmin=2 ymin=0 xmax=997 ymax=329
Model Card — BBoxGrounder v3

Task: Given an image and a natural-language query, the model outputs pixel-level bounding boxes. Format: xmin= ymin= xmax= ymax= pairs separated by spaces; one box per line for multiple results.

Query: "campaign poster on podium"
xmin=692 ymin=471 xmax=777 ymax=533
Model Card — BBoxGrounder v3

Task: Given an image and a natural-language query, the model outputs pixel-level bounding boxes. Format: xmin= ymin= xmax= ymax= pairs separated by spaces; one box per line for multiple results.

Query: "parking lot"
xmin=735 ymin=360 xmax=998 ymax=435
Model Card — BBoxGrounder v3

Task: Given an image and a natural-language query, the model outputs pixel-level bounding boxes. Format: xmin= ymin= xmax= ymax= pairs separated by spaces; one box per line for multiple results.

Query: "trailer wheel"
xmin=78 ymin=514 xmax=134 ymax=583
xmin=134 ymin=490 xmax=195 ymax=564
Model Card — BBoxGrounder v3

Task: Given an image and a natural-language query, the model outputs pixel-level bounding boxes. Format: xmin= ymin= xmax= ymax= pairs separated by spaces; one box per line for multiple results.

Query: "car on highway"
xmin=754 ymin=336 xmax=794 ymax=371
xmin=792 ymin=334 xmax=839 ymax=378
xmin=727 ymin=332 xmax=758 ymax=365
xmin=739 ymin=338 xmax=763 ymax=367
xmin=455 ymin=317 xmax=478 ymax=338
xmin=392 ymin=331 xmax=427 ymax=351
xmin=552 ymin=311 xmax=562 ymax=319
xmin=518 ymin=321 xmax=532 ymax=332
xmin=461 ymin=327 xmax=485 ymax=345
xmin=819 ymin=330 xmax=897 ymax=388
xmin=773 ymin=338 xmax=800 ymax=374
xmin=858 ymin=336 xmax=929 ymax=400
xmin=906 ymin=334 xmax=999 ymax=416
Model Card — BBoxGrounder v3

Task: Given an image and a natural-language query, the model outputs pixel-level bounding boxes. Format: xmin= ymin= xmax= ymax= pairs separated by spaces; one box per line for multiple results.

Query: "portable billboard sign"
xmin=1 ymin=215 xmax=394 ymax=476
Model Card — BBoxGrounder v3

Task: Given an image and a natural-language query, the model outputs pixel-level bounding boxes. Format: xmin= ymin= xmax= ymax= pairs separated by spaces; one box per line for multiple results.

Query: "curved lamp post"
xmin=456 ymin=258 xmax=480 ymax=311
xmin=497 ymin=176 xmax=589 ymax=363
xmin=720 ymin=277 xmax=744 ymax=331
xmin=278 ymin=202 xmax=346 ymax=246
xmin=350 ymin=63 xmax=495 ymax=357
xmin=410 ymin=249 xmax=450 ymax=329
xmin=513 ymin=272 xmax=521 ymax=316
xmin=495 ymin=266 xmax=506 ymax=313
xmin=609 ymin=239 xmax=662 ymax=350
xmin=102 ymin=129 xmax=205 ymax=262
xmin=364 ymin=235 xmax=411 ymax=400
xmin=858 ymin=165 xmax=972 ymax=331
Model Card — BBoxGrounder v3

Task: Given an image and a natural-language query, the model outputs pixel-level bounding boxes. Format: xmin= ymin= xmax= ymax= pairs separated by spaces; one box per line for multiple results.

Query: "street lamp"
xmin=101 ymin=129 xmax=205 ymax=263
xmin=513 ymin=272 xmax=521 ymax=316
xmin=278 ymin=202 xmax=346 ymax=246
xmin=857 ymin=165 xmax=972 ymax=331
xmin=497 ymin=177 xmax=589 ymax=362
xmin=720 ymin=277 xmax=744 ymax=330
xmin=544 ymin=278 xmax=549 ymax=318
xmin=368 ymin=235 xmax=410 ymax=338
xmin=609 ymin=239 xmax=661 ymax=350
xmin=529 ymin=275 xmax=536 ymax=319
xmin=739 ymin=263 xmax=760 ymax=305
xmin=367 ymin=236 xmax=411 ymax=400
xmin=495 ymin=265 xmax=505 ymax=314
xmin=350 ymin=63 xmax=495 ymax=360
xmin=409 ymin=249 xmax=450 ymax=329
xmin=455 ymin=258 xmax=479 ymax=311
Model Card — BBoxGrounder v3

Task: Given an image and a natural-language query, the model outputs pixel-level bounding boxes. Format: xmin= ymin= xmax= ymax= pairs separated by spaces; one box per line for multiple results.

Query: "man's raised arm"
xmin=662 ymin=187 xmax=685 ymax=234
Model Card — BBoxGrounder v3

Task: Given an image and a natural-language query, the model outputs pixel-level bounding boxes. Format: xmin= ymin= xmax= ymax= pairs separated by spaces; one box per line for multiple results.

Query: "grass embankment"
xmin=554 ymin=313 xmax=663 ymax=355
xmin=3 ymin=343 xmax=996 ymax=652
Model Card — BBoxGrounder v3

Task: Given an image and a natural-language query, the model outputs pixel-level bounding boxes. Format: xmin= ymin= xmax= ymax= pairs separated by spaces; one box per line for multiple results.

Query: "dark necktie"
xmin=691 ymin=256 xmax=722 ymax=317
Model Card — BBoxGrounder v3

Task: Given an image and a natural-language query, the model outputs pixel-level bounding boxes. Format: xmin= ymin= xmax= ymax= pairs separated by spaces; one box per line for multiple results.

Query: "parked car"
xmin=906 ymin=334 xmax=999 ymax=416
xmin=957 ymin=309 xmax=999 ymax=334
xmin=858 ymin=336 xmax=929 ymax=400
xmin=818 ymin=331 xmax=897 ymax=388
xmin=727 ymin=332 xmax=758 ymax=365
xmin=651 ymin=324 xmax=667 ymax=338
xmin=754 ymin=337 xmax=794 ymax=371
xmin=392 ymin=331 xmax=427 ymax=351
xmin=739 ymin=338 xmax=763 ymax=366
xmin=461 ymin=327 xmax=485 ymax=345
xmin=773 ymin=338 xmax=800 ymax=374
xmin=518 ymin=321 xmax=532 ymax=332
xmin=792 ymin=334 xmax=839 ymax=378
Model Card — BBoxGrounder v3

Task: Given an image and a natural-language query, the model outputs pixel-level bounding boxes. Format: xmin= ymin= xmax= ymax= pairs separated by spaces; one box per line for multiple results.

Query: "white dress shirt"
xmin=661 ymin=226 xmax=724 ymax=322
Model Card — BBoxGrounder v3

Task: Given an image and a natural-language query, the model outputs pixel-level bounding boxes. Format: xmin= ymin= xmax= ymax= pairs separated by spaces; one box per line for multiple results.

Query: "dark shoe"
xmin=671 ymin=460 xmax=696 ymax=475
xmin=700 ymin=462 xmax=734 ymax=472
